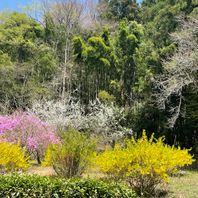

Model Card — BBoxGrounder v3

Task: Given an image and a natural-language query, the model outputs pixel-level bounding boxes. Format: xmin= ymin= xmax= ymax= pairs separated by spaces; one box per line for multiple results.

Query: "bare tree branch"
xmin=154 ymin=17 xmax=198 ymax=128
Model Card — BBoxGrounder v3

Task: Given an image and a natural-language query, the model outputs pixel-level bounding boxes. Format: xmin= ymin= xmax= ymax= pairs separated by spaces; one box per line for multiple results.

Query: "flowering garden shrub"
xmin=30 ymin=99 xmax=129 ymax=142
xmin=0 ymin=141 xmax=29 ymax=173
xmin=0 ymin=112 xmax=59 ymax=163
xmin=94 ymin=130 xmax=195 ymax=196
xmin=43 ymin=129 xmax=96 ymax=178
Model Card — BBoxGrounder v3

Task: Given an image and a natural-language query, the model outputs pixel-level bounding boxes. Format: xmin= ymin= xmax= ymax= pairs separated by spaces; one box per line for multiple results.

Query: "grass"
xmin=27 ymin=165 xmax=56 ymax=176
xmin=167 ymin=170 xmax=198 ymax=198
xmin=27 ymin=161 xmax=56 ymax=176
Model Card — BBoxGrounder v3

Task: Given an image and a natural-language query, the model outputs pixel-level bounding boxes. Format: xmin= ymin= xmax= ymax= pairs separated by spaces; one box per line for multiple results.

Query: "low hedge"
xmin=0 ymin=174 xmax=137 ymax=198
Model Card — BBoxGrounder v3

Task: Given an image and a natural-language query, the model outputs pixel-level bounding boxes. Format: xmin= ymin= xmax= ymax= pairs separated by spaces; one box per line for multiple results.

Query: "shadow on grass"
xmin=155 ymin=189 xmax=169 ymax=198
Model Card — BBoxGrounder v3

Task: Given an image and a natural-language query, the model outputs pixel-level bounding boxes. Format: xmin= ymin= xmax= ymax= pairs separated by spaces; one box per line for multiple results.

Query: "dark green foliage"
xmin=73 ymin=28 xmax=117 ymax=104
xmin=0 ymin=174 xmax=137 ymax=198
xmin=115 ymin=21 xmax=144 ymax=105
xmin=73 ymin=21 xmax=145 ymax=105
xmin=141 ymin=0 xmax=198 ymax=48
xmin=124 ymin=101 xmax=166 ymax=139
xmin=99 ymin=0 xmax=140 ymax=21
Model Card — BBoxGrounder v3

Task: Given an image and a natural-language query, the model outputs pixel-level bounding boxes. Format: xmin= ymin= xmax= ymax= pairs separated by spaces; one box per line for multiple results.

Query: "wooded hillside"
xmin=0 ymin=0 xmax=198 ymax=150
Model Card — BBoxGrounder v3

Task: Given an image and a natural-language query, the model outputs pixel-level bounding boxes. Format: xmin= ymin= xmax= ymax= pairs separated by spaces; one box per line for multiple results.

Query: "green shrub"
xmin=98 ymin=90 xmax=115 ymax=103
xmin=0 ymin=174 xmax=137 ymax=198
xmin=43 ymin=129 xmax=96 ymax=178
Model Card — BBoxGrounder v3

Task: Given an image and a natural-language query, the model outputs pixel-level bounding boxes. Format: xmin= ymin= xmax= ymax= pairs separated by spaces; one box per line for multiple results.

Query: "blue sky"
xmin=0 ymin=0 xmax=142 ymax=12
xmin=0 ymin=0 xmax=33 ymax=12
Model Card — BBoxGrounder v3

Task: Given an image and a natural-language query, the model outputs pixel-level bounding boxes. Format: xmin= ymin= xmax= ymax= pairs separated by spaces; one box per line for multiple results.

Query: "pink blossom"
xmin=0 ymin=111 xmax=60 ymax=160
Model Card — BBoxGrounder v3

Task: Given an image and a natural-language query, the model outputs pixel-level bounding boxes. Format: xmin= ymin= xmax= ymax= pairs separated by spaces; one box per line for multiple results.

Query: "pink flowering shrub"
xmin=0 ymin=112 xmax=60 ymax=163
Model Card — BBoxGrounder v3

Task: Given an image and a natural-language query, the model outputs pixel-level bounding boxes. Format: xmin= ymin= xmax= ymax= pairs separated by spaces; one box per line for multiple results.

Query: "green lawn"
xmin=167 ymin=170 xmax=198 ymax=198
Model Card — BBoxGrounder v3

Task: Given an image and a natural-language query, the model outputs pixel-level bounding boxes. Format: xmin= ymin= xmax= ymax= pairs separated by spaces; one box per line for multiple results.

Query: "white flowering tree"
xmin=29 ymin=98 xmax=132 ymax=144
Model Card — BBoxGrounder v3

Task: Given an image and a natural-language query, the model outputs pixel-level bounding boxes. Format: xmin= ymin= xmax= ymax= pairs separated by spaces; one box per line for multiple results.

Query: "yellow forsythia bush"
xmin=0 ymin=141 xmax=30 ymax=173
xmin=94 ymin=130 xmax=195 ymax=196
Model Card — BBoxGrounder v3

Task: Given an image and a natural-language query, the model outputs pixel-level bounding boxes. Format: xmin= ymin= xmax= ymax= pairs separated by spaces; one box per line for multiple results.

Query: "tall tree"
xmin=0 ymin=12 xmax=58 ymax=112
xmin=141 ymin=0 xmax=198 ymax=48
xmin=99 ymin=0 xmax=140 ymax=21
xmin=154 ymin=17 xmax=198 ymax=146
xmin=73 ymin=28 xmax=116 ymax=103
xmin=115 ymin=21 xmax=144 ymax=105
xmin=73 ymin=21 xmax=145 ymax=105
xmin=42 ymin=0 xmax=88 ymax=99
